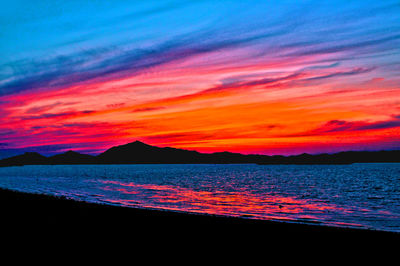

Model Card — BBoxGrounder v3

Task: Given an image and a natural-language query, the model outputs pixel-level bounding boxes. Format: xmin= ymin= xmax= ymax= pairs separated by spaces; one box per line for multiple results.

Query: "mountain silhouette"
xmin=48 ymin=151 xmax=96 ymax=164
xmin=1 ymin=140 xmax=399 ymax=166
xmin=0 ymin=152 xmax=47 ymax=166
xmin=96 ymin=141 xmax=266 ymax=164
xmin=97 ymin=141 xmax=204 ymax=163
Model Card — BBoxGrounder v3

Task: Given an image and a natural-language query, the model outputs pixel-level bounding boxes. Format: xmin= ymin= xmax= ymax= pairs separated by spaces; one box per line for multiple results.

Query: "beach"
xmin=2 ymin=188 xmax=398 ymax=244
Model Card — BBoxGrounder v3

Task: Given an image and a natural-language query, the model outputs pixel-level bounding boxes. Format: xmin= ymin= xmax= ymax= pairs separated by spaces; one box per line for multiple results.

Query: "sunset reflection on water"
xmin=1 ymin=164 xmax=399 ymax=231
xmin=98 ymin=179 xmax=359 ymax=226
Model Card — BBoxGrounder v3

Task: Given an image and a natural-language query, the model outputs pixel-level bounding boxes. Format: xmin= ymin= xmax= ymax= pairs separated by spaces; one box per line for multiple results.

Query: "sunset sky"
xmin=1 ymin=0 xmax=400 ymax=157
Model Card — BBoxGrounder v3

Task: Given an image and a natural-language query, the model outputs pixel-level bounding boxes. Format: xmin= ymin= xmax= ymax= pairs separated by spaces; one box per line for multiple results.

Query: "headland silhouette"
xmin=1 ymin=140 xmax=399 ymax=167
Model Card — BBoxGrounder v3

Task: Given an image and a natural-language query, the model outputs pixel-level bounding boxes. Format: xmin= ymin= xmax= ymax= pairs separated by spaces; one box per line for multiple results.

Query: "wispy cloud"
xmin=17 ymin=110 xmax=94 ymax=120
xmin=285 ymin=34 xmax=400 ymax=57
xmin=314 ymin=116 xmax=400 ymax=134
xmin=304 ymin=67 xmax=375 ymax=81
xmin=0 ymin=22 xmax=298 ymax=97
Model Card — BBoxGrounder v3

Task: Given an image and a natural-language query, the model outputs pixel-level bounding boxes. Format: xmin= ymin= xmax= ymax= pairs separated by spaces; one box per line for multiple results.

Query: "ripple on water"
xmin=0 ymin=163 xmax=399 ymax=232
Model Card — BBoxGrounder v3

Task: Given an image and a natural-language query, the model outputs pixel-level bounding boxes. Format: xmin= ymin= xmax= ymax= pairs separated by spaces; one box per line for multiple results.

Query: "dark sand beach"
xmin=2 ymin=188 xmax=399 ymax=245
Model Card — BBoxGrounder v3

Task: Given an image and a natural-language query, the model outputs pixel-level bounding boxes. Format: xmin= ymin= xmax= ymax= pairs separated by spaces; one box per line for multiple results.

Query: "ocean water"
xmin=0 ymin=163 xmax=399 ymax=232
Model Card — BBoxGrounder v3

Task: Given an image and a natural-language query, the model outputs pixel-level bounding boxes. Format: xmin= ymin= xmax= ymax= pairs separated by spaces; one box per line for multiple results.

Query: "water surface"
xmin=0 ymin=163 xmax=399 ymax=232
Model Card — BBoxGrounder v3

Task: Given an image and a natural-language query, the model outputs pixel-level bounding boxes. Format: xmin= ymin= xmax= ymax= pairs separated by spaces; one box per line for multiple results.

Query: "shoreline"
xmin=2 ymin=162 xmax=400 ymax=167
xmin=1 ymin=188 xmax=398 ymax=242
xmin=2 ymin=161 xmax=400 ymax=168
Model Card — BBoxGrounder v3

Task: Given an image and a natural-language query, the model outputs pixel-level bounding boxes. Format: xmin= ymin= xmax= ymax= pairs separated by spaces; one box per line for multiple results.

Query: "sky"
xmin=1 ymin=0 xmax=400 ymax=157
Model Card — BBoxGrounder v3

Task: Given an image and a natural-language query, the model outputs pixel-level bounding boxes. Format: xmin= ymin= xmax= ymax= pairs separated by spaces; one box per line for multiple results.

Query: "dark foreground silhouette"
xmin=1 ymin=140 xmax=400 ymax=166
xmin=1 ymin=188 xmax=398 ymax=243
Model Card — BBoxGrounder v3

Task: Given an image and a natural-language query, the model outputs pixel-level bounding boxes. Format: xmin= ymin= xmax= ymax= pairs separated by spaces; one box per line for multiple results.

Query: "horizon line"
xmin=1 ymin=140 xmax=400 ymax=160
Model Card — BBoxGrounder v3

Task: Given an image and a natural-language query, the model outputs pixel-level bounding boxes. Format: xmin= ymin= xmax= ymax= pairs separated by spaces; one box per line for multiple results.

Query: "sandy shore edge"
xmin=1 ymin=187 xmax=398 ymax=243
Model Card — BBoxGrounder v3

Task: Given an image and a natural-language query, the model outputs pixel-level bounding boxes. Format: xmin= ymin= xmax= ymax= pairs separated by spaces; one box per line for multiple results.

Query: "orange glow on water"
xmin=98 ymin=180 xmax=362 ymax=226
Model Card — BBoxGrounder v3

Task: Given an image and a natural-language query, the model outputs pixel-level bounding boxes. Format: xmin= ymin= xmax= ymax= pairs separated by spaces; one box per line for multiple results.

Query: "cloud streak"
xmin=0 ymin=20 xmax=298 ymax=97
xmin=312 ymin=117 xmax=400 ymax=134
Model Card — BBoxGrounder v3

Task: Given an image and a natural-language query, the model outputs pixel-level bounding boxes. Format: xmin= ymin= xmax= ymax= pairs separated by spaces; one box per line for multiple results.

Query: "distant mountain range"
xmin=1 ymin=140 xmax=399 ymax=167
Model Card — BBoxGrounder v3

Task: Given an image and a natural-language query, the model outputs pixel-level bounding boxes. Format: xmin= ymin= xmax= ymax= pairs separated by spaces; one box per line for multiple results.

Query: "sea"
xmin=0 ymin=163 xmax=399 ymax=232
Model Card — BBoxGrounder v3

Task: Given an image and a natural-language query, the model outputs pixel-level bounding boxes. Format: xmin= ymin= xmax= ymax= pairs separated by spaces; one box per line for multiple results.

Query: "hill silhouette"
xmin=48 ymin=151 xmax=96 ymax=164
xmin=1 ymin=140 xmax=399 ymax=167
xmin=0 ymin=152 xmax=47 ymax=166
xmin=96 ymin=141 xmax=267 ymax=164
xmin=96 ymin=141 xmax=203 ymax=163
